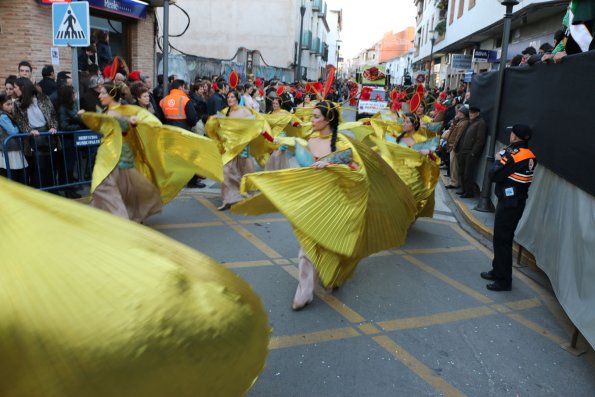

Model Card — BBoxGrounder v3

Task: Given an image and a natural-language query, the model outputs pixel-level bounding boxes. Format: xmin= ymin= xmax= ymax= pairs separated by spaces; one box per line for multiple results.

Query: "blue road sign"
xmin=52 ymin=2 xmax=90 ymax=47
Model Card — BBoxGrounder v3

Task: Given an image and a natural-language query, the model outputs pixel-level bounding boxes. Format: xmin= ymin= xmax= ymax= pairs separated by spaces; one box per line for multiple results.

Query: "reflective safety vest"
xmin=160 ymin=89 xmax=189 ymax=120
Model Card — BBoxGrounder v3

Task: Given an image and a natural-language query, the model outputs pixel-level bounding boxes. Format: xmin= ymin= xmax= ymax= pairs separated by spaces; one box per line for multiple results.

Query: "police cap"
xmin=508 ymin=124 xmax=532 ymax=140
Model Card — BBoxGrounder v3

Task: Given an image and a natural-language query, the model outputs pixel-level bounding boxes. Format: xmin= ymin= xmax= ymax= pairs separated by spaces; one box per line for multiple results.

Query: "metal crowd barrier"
xmin=1 ymin=130 xmax=101 ymax=191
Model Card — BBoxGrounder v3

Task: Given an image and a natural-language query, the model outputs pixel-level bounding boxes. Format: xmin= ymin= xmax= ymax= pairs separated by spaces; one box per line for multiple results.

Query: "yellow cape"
xmin=204 ymin=106 xmax=275 ymax=165
xmin=264 ymin=110 xmax=312 ymax=138
xmin=81 ymin=106 xmax=223 ymax=204
xmin=232 ymin=135 xmax=417 ymax=288
xmin=0 ymin=177 xmax=269 ymax=397
xmin=373 ymin=137 xmax=441 ymax=217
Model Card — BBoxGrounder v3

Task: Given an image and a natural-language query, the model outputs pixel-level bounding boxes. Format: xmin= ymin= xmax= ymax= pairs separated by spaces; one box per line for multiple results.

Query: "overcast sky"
xmin=326 ymin=0 xmax=417 ymax=59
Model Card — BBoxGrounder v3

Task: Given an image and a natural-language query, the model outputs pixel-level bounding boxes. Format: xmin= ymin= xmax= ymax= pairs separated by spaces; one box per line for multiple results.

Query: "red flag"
xmin=323 ymin=65 xmax=336 ymax=99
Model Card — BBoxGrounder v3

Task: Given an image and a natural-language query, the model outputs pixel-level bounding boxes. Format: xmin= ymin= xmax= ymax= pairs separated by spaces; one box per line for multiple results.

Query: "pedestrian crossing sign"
xmin=52 ymin=2 xmax=90 ymax=47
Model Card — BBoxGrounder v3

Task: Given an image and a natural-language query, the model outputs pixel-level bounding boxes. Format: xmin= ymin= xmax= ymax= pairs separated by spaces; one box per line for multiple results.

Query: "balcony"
xmin=312 ymin=37 xmax=320 ymax=54
xmin=317 ymin=1 xmax=327 ymax=18
xmin=301 ymin=31 xmax=312 ymax=50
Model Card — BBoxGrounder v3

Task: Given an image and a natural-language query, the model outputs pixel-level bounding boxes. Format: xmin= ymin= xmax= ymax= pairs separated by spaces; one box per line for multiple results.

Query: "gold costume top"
xmin=204 ymin=106 xmax=275 ymax=166
xmin=0 ymin=177 xmax=269 ymax=397
xmin=81 ymin=105 xmax=223 ymax=204
xmin=232 ymin=134 xmax=417 ymax=288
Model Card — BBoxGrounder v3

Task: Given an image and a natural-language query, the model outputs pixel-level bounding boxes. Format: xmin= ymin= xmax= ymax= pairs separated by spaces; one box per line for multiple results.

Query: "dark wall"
xmin=471 ymin=51 xmax=595 ymax=197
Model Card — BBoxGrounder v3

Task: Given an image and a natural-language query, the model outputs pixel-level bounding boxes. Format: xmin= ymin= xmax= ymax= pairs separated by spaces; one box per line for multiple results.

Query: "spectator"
xmin=80 ymin=75 xmax=104 ymax=112
xmin=4 ymin=76 xmax=18 ymax=101
xmin=96 ymin=30 xmax=113 ymax=70
xmin=39 ymin=65 xmax=57 ymax=97
xmin=78 ymin=45 xmax=97 ymax=72
xmin=18 ymin=61 xmax=33 ymax=80
xmin=0 ymin=93 xmax=28 ymax=183
xmin=207 ymin=79 xmax=229 ymax=116
xmin=12 ymin=77 xmax=60 ymax=190
xmin=131 ymin=81 xmax=159 ymax=117
xmin=241 ymin=83 xmax=259 ymax=112
xmin=444 ymin=105 xmax=470 ymax=190
xmin=189 ymin=80 xmax=209 ymax=127
xmin=510 ymin=54 xmax=523 ymax=67
xmin=455 ymin=106 xmax=487 ymax=198
xmin=152 ymin=74 xmax=164 ymax=104
xmin=56 ymin=84 xmax=83 ymax=198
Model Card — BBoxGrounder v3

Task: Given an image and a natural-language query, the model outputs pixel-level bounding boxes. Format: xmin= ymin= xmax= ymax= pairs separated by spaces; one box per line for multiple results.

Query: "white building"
xmin=413 ymin=0 xmax=567 ymax=90
xmin=155 ymin=0 xmax=337 ymax=82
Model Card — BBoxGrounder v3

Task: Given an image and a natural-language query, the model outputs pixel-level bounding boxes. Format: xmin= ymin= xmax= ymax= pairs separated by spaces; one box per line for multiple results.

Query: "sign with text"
xmin=473 ymin=49 xmax=498 ymax=63
xmin=75 ymin=132 xmax=101 ymax=147
xmin=88 ymin=0 xmax=148 ymax=20
xmin=52 ymin=2 xmax=90 ymax=47
xmin=451 ymin=54 xmax=473 ymax=70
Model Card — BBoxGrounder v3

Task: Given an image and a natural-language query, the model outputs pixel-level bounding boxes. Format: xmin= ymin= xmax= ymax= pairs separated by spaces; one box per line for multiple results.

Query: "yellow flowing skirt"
xmin=232 ymin=135 xmax=417 ymax=288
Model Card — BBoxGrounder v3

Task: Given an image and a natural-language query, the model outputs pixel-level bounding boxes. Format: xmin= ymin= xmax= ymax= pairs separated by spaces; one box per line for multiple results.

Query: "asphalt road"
xmin=143 ymin=107 xmax=594 ymax=396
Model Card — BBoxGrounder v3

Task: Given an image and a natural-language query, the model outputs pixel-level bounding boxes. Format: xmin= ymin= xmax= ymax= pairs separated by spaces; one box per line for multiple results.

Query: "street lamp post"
xmin=427 ymin=30 xmax=437 ymax=88
xmin=295 ymin=0 xmax=307 ymax=82
xmin=475 ymin=0 xmax=519 ymax=212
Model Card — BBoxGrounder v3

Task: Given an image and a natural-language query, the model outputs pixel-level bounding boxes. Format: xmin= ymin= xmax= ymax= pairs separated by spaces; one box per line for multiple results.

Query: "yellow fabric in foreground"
xmin=374 ymin=138 xmax=441 ymax=217
xmin=0 ymin=178 xmax=269 ymax=397
xmin=264 ymin=111 xmax=311 ymax=138
xmin=232 ymin=135 xmax=417 ymax=288
xmin=81 ymin=107 xmax=223 ymax=204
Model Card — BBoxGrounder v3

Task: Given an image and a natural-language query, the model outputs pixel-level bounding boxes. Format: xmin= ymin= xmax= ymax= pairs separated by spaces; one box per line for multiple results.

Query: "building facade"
xmin=412 ymin=0 xmax=567 ymax=90
xmin=0 ymin=0 xmax=155 ymax=85
xmin=156 ymin=0 xmax=337 ymax=83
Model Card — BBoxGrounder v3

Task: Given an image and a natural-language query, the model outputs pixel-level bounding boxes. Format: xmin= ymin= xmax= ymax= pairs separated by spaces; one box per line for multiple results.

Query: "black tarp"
xmin=471 ymin=51 xmax=595 ymax=197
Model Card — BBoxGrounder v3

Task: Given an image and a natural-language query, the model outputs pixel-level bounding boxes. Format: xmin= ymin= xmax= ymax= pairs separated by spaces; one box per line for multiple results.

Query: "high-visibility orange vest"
xmin=160 ymin=89 xmax=189 ymax=120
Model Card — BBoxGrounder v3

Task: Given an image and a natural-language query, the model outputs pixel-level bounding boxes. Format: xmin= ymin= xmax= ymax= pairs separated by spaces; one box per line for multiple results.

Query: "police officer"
xmin=481 ymin=124 xmax=537 ymax=291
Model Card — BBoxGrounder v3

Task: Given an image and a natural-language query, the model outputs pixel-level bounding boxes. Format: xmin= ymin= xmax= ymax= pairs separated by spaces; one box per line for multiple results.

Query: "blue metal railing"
xmin=2 ymin=130 xmax=101 ymax=191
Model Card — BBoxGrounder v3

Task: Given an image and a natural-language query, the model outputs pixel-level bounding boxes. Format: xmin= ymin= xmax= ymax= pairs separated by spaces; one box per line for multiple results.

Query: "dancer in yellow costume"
xmin=82 ymin=82 xmax=223 ymax=222
xmin=0 ymin=177 xmax=269 ymax=397
xmin=263 ymin=97 xmax=310 ymax=170
xmin=374 ymin=113 xmax=441 ymax=218
xmin=232 ymin=101 xmax=417 ymax=310
xmin=205 ymin=90 xmax=275 ymax=210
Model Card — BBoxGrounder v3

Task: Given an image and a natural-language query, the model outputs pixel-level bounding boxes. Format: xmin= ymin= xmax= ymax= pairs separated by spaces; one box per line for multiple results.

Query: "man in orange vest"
xmin=160 ymin=79 xmax=198 ymax=131
xmin=161 ymin=79 xmax=205 ymax=188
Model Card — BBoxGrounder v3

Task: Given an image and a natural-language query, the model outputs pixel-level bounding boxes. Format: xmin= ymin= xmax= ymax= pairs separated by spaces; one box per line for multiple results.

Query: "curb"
xmin=440 ymin=175 xmax=539 ymax=271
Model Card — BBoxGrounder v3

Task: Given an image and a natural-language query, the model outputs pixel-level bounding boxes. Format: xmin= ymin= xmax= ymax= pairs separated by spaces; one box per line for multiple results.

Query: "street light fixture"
xmin=296 ymin=0 xmax=307 ymax=82
xmin=427 ymin=29 xmax=437 ymax=88
xmin=476 ymin=0 xmax=519 ymax=212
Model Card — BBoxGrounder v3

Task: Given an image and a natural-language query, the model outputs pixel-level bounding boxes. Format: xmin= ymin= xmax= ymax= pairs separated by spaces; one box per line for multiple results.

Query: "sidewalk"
xmin=438 ymin=171 xmax=594 ymax=357
xmin=438 ymin=172 xmax=550 ymax=289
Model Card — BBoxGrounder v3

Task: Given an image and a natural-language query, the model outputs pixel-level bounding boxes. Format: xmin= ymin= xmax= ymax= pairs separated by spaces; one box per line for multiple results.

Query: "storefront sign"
xmin=451 ymin=54 xmax=472 ymax=70
xmin=38 ymin=0 xmax=72 ymax=4
xmin=473 ymin=49 xmax=498 ymax=63
xmin=88 ymin=0 xmax=148 ymax=20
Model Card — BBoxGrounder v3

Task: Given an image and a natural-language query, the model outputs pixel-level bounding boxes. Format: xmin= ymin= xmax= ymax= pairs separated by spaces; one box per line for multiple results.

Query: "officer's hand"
xmin=495 ymin=152 xmax=502 ymax=161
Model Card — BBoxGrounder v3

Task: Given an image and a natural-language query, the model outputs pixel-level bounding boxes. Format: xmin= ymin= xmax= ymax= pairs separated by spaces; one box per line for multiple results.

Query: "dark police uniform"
xmin=484 ymin=126 xmax=536 ymax=290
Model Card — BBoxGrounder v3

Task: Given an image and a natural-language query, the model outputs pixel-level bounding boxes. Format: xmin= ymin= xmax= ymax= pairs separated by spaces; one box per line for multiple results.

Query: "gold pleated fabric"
xmin=232 ymin=135 xmax=417 ymax=288
xmin=263 ymin=110 xmax=312 ymax=138
xmin=370 ymin=119 xmax=403 ymax=141
xmin=338 ymin=121 xmax=376 ymax=144
xmin=204 ymin=108 xmax=274 ymax=165
xmin=0 ymin=178 xmax=269 ymax=397
xmin=373 ymin=138 xmax=441 ymax=218
xmin=294 ymin=105 xmax=315 ymax=123
xmin=81 ymin=107 xmax=223 ymax=204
